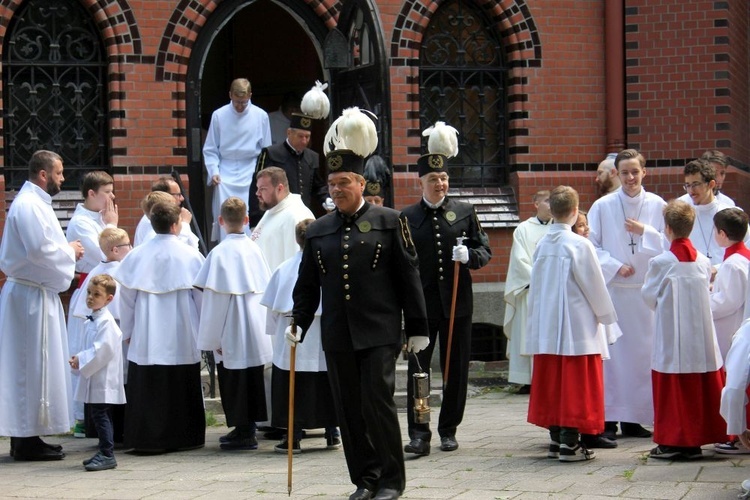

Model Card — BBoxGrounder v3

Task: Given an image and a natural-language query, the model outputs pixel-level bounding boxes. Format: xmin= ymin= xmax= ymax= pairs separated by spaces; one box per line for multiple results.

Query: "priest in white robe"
xmin=504 ymin=190 xmax=551 ymax=389
xmin=249 ymin=167 xmax=315 ymax=271
xmin=0 ymin=150 xmax=83 ymax=460
xmin=587 ymin=149 xmax=666 ymax=439
xmin=203 ymin=78 xmax=271 ymax=242
xmin=112 ymin=202 xmax=205 ymax=452
xmin=641 ymin=200 xmax=725 ymax=459
xmin=195 ymin=197 xmax=273 ymax=450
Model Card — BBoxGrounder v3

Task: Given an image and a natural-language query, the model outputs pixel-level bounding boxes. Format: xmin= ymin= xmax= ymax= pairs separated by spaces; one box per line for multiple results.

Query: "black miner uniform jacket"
xmin=292 ymin=202 xmax=429 ymax=351
xmin=249 ymin=141 xmax=328 ymax=225
xmin=401 ymin=197 xmax=492 ymax=319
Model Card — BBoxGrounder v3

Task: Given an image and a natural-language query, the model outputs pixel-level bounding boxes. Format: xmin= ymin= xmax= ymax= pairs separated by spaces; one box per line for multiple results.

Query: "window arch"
xmin=3 ymin=0 xmax=109 ymax=190
xmin=420 ymin=0 xmax=507 ymax=187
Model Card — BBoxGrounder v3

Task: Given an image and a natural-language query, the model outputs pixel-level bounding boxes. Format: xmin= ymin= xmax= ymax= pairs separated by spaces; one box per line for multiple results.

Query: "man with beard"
xmin=250 ymin=166 xmax=314 ymax=272
xmin=0 ymin=150 xmax=85 ymax=460
xmin=595 ymin=153 xmax=621 ymax=197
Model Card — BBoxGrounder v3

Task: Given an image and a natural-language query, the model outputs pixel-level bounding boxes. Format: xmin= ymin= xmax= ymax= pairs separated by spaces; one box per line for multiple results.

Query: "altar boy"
xmin=194 ymin=197 xmax=273 ymax=450
xmin=525 ymin=185 xmax=617 ymax=462
xmin=641 ymin=200 xmax=725 ymax=460
xmin=69 ymin=275 xmax=125 ymax=471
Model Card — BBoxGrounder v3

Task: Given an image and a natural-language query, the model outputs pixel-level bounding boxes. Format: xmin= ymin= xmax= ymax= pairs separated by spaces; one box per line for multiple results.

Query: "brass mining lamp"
xmin=412 ymin=354 xmax=431 ymax=424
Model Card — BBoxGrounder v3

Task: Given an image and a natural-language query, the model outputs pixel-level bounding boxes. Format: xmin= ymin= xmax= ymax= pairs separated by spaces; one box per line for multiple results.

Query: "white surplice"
xmin=203 ymin=101 xmax=271 ymax=241
xmin=249 ymin=193 xmax=314 ymax=271
xmin=525 ymin=224 xmax=617 ymax=357
xmin=720 ymin=318 xmax=750 ymax=434
xmin=588 ymin=187 xmax=667 ymax=424
xmin=112 ymin=234 xmax=204 ymax=365
xmin=194 ymin=233 xmax=272 ymax=369
xmin=641 ymin=251 xmax=722 ymax=374
xmin=261 ymin=251 xmax=326 ymax=372
xmin=711 ymin=252 xmax=750 ymax=358
xmin=74 ymin=307 xmax=126 ymax=405
xmin=0 ymin=181 xmax=76 ymax=436
xmin=503 ymin=217 xmax=550 ymax=384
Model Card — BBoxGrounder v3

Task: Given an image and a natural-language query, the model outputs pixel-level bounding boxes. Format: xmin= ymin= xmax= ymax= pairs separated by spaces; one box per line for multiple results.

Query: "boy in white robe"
xmin=710 ymin=208 xmax=750 ymax=454
xmin=69 ymin=275 xmax=125 ymax=471
xmin=642 ymin=200 xmax=725 ymax=460
xmin=71 ymin=228 xmax=131 ymax=442
xmin=710 ymin=208 xmax=750 ymax=358
xmin=503 ymin=190 xmax=551 ymax=393
xmin=525 ymin=186 xmax=617 ymax=462
xmin=720 ymin=319 xmax=750 ymax=491
xmin=194 ymin=197 xmax=272 ymax=450
xmin=261 ymin=219 xmax=340 ymax=453
xmin=112 ymin=202 xmax=205 ymax=452
xmin=66 ymin=171 xmax=118 ymax=436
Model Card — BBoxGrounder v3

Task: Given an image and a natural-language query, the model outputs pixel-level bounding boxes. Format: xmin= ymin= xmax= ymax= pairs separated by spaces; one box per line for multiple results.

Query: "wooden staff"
xmin=443 ymin=237 xmax=465 ymax=385
xmin=287 ymin=322 xmax=297 ymax=496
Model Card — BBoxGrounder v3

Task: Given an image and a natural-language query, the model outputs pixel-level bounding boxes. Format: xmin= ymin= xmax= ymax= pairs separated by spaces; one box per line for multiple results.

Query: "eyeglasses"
xmin=114 ymin=243 xmax=132 ymax=249
xmin=170 ymin=192 xmax=183 ymax=198
xmin=683 ymin=182 xmax=707 ymax=191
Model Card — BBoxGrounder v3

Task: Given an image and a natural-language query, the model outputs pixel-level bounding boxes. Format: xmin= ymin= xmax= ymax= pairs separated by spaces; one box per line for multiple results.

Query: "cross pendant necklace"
xmin=618 ymin=192 xmax=645 ymax=255
xmin=696 ymin=215 xmax=711 ymax=259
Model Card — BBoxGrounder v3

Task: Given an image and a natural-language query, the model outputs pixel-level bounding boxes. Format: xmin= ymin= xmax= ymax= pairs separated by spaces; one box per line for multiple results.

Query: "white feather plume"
xmin=324 ymin=107 xmax=378 ymax=157
xmin=301 ymin=81 xmax=330 ymax=120
xmin=422 ymin=121 xmax=459 ymax=158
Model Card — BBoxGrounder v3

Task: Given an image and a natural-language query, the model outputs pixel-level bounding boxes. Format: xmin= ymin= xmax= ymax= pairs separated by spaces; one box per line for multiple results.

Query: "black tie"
xmin=86 ymin=315 xmax=94 ymax=321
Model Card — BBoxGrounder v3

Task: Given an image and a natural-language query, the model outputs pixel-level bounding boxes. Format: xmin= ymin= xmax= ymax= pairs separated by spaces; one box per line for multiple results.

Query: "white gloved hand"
xmin=284 ymin=325 xmax=303 ymax=347
xmin=323 ymin=197 xmax=335 ymax=211
xmin=452 ymin=245 xmax=469 ymax=264
xmin=407 ymin=336 xmax=430 ymax=354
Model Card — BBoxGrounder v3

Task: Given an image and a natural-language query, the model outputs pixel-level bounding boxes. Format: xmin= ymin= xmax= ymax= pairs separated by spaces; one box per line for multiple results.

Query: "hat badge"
xmin=300 ymin=116 xmax=312 ymax=129
xmin=327 ymin=154 xmax=343 ymax=171
xmin=366 ymin=181 xmax=381 ymax=195
xmin=429 ymin=155 xmax=444 ymax=169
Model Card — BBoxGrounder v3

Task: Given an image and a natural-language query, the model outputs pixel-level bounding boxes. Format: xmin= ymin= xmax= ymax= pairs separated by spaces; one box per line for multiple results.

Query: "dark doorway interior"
xmin=188 ymin=0 xmax=326 ymax=242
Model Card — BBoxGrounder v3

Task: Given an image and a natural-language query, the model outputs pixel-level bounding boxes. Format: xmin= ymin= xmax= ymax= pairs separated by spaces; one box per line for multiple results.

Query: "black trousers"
xmin=407 ymin=315 xmax=472 ymax=441
xmin=325 ymin=344 xmax=404 ymax=494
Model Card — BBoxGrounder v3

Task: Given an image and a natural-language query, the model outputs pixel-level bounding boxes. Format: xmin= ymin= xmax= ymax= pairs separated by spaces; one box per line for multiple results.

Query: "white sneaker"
xmin=559 ymin=443 xmax=596 ymax=462
xmin=715 ymin=440 xmax=750 ymax=455
xmin=740 ymin=479 xmax=750 ymax=499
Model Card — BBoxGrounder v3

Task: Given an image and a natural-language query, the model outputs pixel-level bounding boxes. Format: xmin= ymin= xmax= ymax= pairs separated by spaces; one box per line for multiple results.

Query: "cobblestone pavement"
xmin=1 ymin=388 xmax=748 ymax=499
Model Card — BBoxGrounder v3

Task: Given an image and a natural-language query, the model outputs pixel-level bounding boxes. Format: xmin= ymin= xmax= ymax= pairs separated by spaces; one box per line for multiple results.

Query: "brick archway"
xmin=154 ymin=0 xmax=343 ymax=83
xmin=388 ymin=0 xmax=542 ymax=168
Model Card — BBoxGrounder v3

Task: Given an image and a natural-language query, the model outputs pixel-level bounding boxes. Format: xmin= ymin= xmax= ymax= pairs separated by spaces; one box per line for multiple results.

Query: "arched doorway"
xmin=185 ymin=0 xmax=328 ymax=240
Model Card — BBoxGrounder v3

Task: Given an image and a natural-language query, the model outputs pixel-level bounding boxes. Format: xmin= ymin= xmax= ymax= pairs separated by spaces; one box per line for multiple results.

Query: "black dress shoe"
xmin=14 ymin=446 xmax=65 ymax=461
xmin=516 ymin=384 xmax=531 ymax=395
xmin=373 ymin=488 xmax=400 ymax=500
xmin=349 ymin=486 xmax=374 ymax=500
xmin=404 ymin=438 xmax=430 ymax=456
xmin=440 ymin=436 xmax=458 ymax=452
xmin=621 ymin=422 xmax=652 ymax=438
xmin=581 ymin=434 xmax=618 ymax=449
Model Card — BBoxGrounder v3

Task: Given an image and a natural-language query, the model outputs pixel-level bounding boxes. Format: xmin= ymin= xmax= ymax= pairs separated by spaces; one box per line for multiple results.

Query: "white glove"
xmin=284 ymin=325 xmax=303 ymax=347
xmin=452 ymin=245 xmax=469 ymax=264
xmin=407 ymin=336 xmax=430 ymax=354
xmin=323 ymin=197 xmax=335 ymax=211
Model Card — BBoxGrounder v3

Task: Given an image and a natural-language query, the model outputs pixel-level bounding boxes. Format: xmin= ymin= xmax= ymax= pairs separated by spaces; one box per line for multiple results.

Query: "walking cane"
xmin=443 ymin=237 xmax=465 ymax=385
xmin=287 ymin=321 xmax=298 ymax=496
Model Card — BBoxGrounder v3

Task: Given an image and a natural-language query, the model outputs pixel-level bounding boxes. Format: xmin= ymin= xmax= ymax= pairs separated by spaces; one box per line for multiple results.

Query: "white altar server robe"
xmin=194 ymin=233 xmax=272 ymax=369
xmin=261 ymin=251 xmax=326 ymax=372
xmin=74 ymin=307 xmax=126 ymax=405
xmin=113 ymin=234 xmax=204 ymax=365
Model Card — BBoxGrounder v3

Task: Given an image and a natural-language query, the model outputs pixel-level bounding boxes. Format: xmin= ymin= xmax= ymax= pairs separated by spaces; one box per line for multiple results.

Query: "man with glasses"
xmin=203 ymin=78 xmax=272 ymax=242
xmin=134 ymin=177 xmax=199 ymax=249
xmin=587 ymin=149 xmax=666 ymax=443
xmin=677 ymin=159 xmax=746 ymax=266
